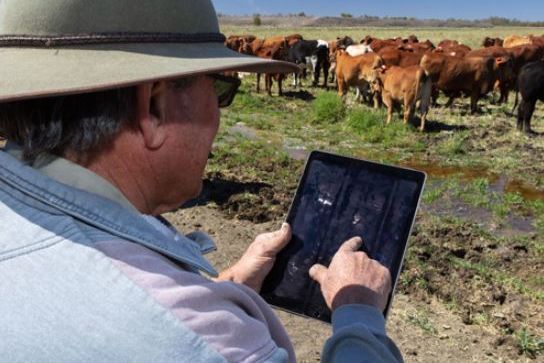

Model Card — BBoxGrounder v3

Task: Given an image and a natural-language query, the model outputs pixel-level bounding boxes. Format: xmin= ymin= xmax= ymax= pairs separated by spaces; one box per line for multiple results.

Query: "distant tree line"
xmin=217 ymin=13 xmax=544 ymax=28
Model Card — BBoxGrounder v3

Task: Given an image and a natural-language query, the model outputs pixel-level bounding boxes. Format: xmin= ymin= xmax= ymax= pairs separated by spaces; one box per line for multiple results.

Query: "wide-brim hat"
xmin=0 ymin=0 xmax=298 ymax=102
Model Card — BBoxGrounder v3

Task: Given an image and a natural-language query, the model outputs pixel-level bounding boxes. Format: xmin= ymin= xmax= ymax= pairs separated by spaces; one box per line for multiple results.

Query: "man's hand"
xmin=216 ymin=223 xmax=291 ymax=292
xmin=309 ymin=237 xmax=392 ymax=312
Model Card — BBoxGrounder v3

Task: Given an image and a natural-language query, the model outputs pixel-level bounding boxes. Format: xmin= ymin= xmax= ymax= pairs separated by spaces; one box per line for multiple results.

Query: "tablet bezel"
xmin=260 ymin=150 xmax=426 ymax=323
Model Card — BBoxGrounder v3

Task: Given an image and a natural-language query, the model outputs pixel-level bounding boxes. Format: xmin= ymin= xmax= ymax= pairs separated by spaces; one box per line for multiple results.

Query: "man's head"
xmin=0 ymin=0 xmax=296 ymax=214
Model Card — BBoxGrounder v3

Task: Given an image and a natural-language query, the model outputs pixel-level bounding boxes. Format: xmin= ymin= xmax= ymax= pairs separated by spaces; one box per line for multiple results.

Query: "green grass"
xmin=346 ymin=106 xmax=420 ymax=149
xmin=450 ymin=257 xmax=544 ymax=301
xmin=209 ymin=133 xmax=297 ymax=183
xmin=514 ymin=328 xmax=544 ymax=358
xmin=311 ymin=92 xmax=346 ymax=124
xmin=422 ymin=185 xmax=446 ymax=204
xmin=406 ymin=310 xmax=438 ymax=335
xmin=437 ymin=132 xmax=469 ymax=156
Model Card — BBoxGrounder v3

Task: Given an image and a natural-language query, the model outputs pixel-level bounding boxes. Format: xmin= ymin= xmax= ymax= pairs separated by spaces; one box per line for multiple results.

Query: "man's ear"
xmin=136 ymin=82 xmax=168 ymax=150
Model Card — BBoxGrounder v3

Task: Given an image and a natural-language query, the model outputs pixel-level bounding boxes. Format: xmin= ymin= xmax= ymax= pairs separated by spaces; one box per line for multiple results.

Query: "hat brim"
xmin=0 ymin=42 xmax=299 ymax=102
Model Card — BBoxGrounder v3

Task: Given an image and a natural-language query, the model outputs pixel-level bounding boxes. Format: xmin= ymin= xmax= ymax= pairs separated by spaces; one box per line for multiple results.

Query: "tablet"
xmin=260 ymin=151 xmax=426 ymax=323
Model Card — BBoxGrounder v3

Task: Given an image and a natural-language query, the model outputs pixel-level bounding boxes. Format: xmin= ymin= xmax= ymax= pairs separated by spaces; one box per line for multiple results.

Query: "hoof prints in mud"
xmin=401 ymin=217 xmax=543 ymax=356
xmin=184 ymin=173 xmax=291 ymax=223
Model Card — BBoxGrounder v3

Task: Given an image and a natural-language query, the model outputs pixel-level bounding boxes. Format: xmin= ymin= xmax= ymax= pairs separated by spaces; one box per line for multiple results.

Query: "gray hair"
xmin=0 ymin=77 xmax=195 ymax=164
xmin=0 ymin=88 xmax=137 ymax=163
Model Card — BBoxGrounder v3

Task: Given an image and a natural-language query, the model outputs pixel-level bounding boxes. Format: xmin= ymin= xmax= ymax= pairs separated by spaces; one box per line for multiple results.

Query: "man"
xmin=0 ymin=0 xmax=403 ymax=362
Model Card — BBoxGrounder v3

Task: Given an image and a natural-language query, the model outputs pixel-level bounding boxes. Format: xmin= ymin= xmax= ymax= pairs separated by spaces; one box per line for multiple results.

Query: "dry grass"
xmin=220 ymin=25 xmax=544 ymax=48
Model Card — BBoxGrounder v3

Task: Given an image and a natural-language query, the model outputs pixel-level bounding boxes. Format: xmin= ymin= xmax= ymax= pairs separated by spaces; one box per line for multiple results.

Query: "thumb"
xmin=255 ymin=223 xmax=292 ymax=256
xmin=309 ymin=264 xmax=327 ymax=284
xmin=266 ymin=222 xmax=292 ymax=252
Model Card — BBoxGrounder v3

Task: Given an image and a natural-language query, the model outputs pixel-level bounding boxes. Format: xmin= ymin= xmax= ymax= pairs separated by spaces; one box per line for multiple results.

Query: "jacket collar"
xmin=4 ymin=143 xmax=138 ymax=212
xmin=0 ymin=143 xmax=218 ymax=277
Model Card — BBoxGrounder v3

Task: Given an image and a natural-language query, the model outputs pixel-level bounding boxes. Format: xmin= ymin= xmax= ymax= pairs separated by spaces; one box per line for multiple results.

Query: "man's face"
xmin=158 ymin=75 xmax=220 ymax=208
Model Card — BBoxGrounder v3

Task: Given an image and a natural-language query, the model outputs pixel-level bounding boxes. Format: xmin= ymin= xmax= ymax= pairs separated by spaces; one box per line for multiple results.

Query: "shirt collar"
xmin=4 ymin=142 xmax=137 ymax=212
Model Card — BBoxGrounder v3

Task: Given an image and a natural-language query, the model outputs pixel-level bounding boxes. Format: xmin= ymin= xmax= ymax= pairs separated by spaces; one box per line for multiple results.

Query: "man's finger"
xmin=338 ymin=236 xmax=363 ymax=252
xmin=309 ymin=264 xmax=327 ymax=284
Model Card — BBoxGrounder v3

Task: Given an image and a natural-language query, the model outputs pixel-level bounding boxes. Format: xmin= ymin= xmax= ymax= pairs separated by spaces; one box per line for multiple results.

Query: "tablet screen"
xmin=260 ymin=151 xmax=425 ymax=323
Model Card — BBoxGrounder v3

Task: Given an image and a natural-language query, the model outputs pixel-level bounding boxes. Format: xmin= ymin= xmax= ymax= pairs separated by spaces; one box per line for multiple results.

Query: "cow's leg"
xmin=517 ymin=100 xmax=525 ymax=131
xmin=266 ymin=75 xmax=273 ymax=96
xmin=329 ymin=63 xmax=336 ymax=83
xmin=519 ymin=99 xmax=536 ymax=133
xmin=355 ymin=86 xmax=362 ymax=103
xmin=431 ymin=86 xmax=440 ymax=107
xmin=420 ymin=110 xmax=427 ymax=132
xmin=373 ymin=91 xmax=380 ymax=109
xmin=337 ymin=77 xmax=348 ymax=102
xmin=445 ymin=96 xmax=455 ymax=109
xmin=278 ymin=75 xmax=284 ymax=96
xmin=256 ymin=73 xmax=261 ymax=93
xmin=403 ymin=96 xmax=413 ymax=125
xmin=383 ymin=96 xmax=393 ymax=124
xmin=322 ymin=59 xmax=330 ymax=89
xmin=387 ymin=105 xmax=393 ymax=125
xmin=500 ymin=85 xmax=509 ymax=104
xmin=470 ymin=90 xmax=480 ymax=114
xmin=312 ymin=62 xmax=320 ymax=87
xmin=292 ymin=72 xmax=298 ymax=87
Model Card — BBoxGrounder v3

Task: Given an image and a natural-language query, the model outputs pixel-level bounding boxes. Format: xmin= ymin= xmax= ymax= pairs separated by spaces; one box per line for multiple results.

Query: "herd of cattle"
xmin=225 ymin=34 xmax=544 ymax=133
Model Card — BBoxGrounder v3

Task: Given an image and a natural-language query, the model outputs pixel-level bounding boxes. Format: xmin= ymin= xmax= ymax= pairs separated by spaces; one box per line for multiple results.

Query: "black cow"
xmin=516 ymin=61 xmax=544 ymax=133
xmin=287 ymin=40 xmax=330 ymax=88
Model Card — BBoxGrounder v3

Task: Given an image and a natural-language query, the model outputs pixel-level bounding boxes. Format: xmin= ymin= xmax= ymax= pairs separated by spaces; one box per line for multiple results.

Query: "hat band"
xmin=0 ymin=32 xmax=226 ymax=47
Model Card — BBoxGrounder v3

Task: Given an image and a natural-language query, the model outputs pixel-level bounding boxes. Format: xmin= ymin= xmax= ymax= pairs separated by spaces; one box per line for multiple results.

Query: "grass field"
xmin=186 ymin=26 xmax=544 ymax=361
xmin=220 ymin=25 xmax=544 ymax=48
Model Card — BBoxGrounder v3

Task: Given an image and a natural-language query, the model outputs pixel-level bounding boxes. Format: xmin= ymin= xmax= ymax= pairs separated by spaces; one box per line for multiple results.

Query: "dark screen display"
xmin=260 ymin=151 xmax=425 ymax=323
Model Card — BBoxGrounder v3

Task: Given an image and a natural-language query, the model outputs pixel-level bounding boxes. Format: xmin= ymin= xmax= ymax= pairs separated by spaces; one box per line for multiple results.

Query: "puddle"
xmin=284 ymin=146 xmax=308 ymax=161
xmin=403 ymin=160 xmax=544 ymax=202
xmin=223 ymin=124 xmax=544 ymax=203
xmin=504 ymin=179 xmax=544 ymax=202
xmin=403 ymin=161 xmax=541 ymax=235
xmin=401 ymin=160 xmax=500 ymax=183
xmin=228 ymin=122 xmax=258 ymax=140
xmin=422 ymin=195 xmax=536 ymax=237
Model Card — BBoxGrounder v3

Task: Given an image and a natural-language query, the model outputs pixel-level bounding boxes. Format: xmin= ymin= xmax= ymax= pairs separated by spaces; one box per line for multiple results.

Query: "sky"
xmin=211 ymin=0 xmax=544 ymax=22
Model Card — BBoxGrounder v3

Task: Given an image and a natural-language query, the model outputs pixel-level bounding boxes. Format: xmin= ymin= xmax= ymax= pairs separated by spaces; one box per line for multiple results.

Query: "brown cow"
xmin=369 ymin=38 xmax=400 ymax=52
xmin=503 ymin=35 xmax=533 ymax=48
xmin=437 ymin=39 xmax=460 ymax=48
xmin=336 ymin=51 xmax=384 ymax=107
xmin=482 ymin=37 xmax=504 ymax=47
xmin=262 ymin=34 xmax=302 ymax=48
xmin=225 ymin=34 xmax=256 ymax=53
xmin=467 ymin=46 xmax=516 ymax=103
xmin=378 ymin=46 xmax=427 ymax=67
xmin=435 ymin=40 xmax=472 ymax=57
xmin=248 ymin=37 xmax=290 ymax=96
xmin=328 ymin=36 xmax=355 ymax=83
xmin=401 ymin=40 xmax=435 ymax=52
xmin=420 ymin=53 xmax=496 ymax=113
xmin=370 ymin=65 xmax=433 ymax=131
xmin=507 ymin=44 xmax=544 ymax=74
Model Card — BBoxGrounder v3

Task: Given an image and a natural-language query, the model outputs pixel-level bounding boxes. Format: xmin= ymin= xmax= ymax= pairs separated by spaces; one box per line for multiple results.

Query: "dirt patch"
xmin=401 ymin=214 xmax=543 ymax=358
xmin=185 ymin=171 xmax=296 ymax=223
xmin=165 ymin=205 xmax=543 ymax=362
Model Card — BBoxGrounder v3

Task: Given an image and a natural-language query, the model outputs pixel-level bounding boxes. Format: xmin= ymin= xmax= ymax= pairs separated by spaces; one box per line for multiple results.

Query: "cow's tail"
xmin=416 ymin=68 xmax=432 ymax=117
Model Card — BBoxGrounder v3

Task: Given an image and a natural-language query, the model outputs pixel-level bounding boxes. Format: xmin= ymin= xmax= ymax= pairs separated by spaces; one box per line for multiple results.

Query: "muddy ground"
xmin=167 ymin=203 xmax=542 ymax=363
